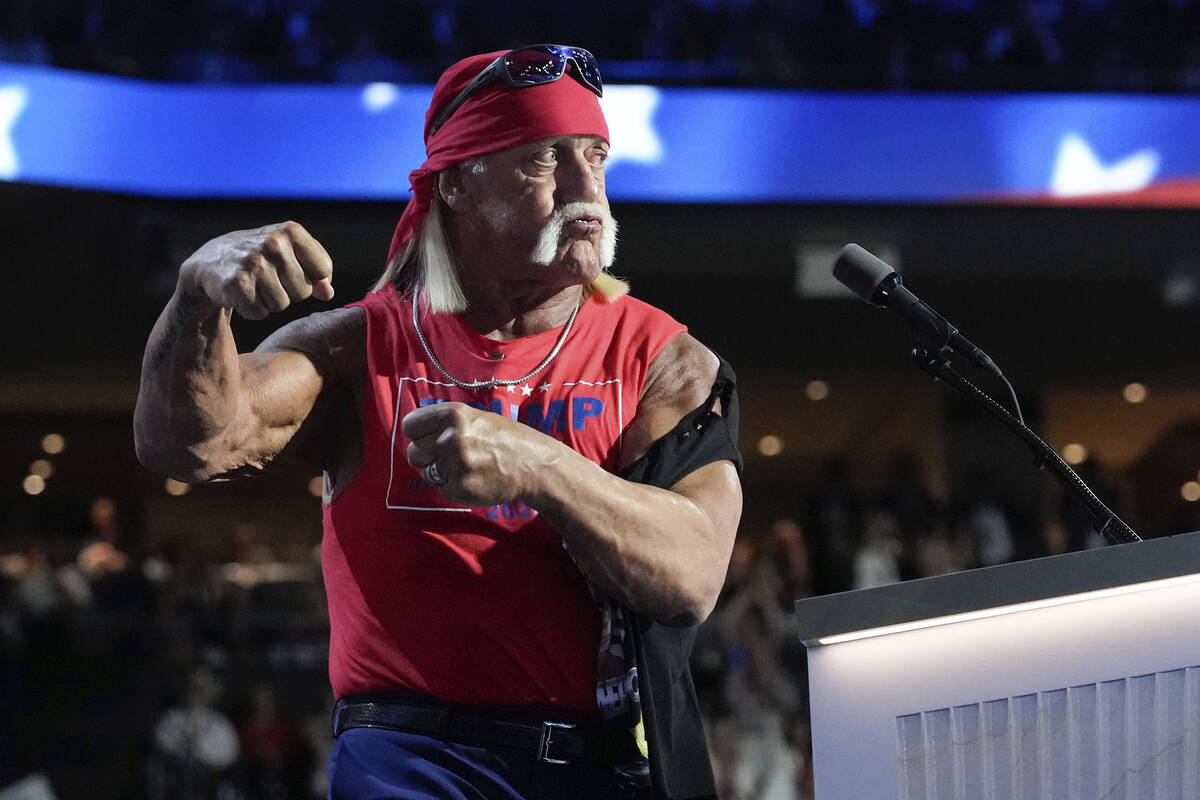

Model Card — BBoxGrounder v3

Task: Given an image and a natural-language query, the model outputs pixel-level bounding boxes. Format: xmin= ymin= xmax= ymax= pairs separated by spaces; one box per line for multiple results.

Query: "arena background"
xmin=3 ymin=2 xmax=1200 ymax=798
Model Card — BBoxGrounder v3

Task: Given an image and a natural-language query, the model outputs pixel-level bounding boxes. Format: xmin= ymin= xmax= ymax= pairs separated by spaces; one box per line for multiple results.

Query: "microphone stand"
xmin=909 ymin=339 xmax=1142 ymax=546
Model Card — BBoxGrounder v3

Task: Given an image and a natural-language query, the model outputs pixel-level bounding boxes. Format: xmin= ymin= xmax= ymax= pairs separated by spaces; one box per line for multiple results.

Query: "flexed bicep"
xmin=135 ymin=218 xmax=355 ymax=483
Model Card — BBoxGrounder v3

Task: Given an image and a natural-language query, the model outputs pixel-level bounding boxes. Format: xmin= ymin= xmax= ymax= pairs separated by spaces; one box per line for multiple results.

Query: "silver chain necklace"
xmin=411 ymin=292 xmax=582 ymax=390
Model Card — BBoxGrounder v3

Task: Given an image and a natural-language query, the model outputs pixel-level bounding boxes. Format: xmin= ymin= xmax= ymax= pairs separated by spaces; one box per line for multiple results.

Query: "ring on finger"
xmin=423 ymin=461 xmax=447 ymax=486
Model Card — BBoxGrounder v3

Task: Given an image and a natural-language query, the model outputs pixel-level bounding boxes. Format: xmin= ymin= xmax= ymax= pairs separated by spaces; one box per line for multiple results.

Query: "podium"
xmin=795 ymin=530 xmax=1200 ymax=799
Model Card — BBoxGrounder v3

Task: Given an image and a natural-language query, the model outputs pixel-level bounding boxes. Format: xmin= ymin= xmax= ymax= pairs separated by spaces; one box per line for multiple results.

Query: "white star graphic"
xmin=506 ymin=384 xmax=517 ymax=394
xmin=599 ymin=85 xmax=663 ymax=169
xmin=538 ymin=382 xmax=552 ymax=393
xmin=1049 ymin=133 xmax=1159 ymax=197
xmin=0 ymin=85 xmax=29 ymax=180
xmin=360 ymin=82 xmax=399 ymax=113
xmin=520 ymin=384 xmax=534 ymax=396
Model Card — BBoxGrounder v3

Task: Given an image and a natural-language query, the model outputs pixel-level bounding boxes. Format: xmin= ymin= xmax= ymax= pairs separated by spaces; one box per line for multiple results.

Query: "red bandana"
xmin=386 ymin=50 xmax=611 ymax=264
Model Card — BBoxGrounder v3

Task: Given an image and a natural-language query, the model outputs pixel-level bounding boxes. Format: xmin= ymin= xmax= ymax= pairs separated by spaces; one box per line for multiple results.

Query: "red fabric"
xmin=322 ymin=290 xmax=685 ymax=712
xmin=387 ymin=50 xmax=610 ymax=263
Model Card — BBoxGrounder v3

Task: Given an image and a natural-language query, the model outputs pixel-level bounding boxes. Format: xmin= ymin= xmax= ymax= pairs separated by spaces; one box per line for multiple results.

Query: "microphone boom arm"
xmin=910 ymin=340 xmax=1141 ymax=546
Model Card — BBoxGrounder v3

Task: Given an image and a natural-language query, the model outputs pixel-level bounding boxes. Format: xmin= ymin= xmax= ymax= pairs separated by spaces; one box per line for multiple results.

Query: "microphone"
xmin=833 ymin=243 xmax=1001 ymax=378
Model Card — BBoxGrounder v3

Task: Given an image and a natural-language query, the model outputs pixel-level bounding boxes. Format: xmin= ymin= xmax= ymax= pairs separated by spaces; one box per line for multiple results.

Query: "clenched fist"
xmin=402 ymin=402 xmax=556 ymax=508
xmin=180 ymin=221 xmax=334 ymax=319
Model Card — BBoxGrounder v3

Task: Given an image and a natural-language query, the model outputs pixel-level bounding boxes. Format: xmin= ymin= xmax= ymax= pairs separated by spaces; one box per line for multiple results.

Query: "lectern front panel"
xmin=806 ymin=575 xmax=1200 ymax=799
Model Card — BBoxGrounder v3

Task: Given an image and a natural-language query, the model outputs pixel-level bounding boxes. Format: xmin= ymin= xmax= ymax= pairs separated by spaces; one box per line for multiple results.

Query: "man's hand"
xmin=402 ymin=402 xmax=553 ymax=508
xmin=180 ymin=221 xmax=335 ymax=319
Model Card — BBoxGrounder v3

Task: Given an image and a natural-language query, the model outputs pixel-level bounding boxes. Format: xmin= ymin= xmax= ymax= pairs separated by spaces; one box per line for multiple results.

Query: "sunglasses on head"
xmin=426 ymin=44 xmax=603 ymax=138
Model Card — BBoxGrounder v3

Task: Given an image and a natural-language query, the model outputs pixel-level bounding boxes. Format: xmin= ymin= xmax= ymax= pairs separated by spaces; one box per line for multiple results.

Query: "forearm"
xmin=527 ymin=444 xmax=739 ymax=626
xmin=134 ymin=282 xmax=247 ymax=480
xmin=401 ymin=343 xmax=742 ymax=623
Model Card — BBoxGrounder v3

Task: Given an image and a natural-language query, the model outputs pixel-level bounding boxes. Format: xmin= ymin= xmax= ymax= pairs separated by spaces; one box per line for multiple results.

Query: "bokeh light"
xmin=805 ymin=380 xmax=830 ymax=401
xmin=1061 ymin=443 xmax=1088 ymax=465
xmin=1122 ymin=383 xmax=1147 ymax=404
xmin=758 ymin=435 xmax=784 ymax=456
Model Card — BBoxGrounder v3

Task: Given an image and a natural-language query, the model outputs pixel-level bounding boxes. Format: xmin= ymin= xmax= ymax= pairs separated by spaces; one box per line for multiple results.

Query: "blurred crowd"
xmin=0 ymin=496 xmax=331 ymax=800
xmin=0 ymin=451 xmax=1132 ymax=798
xmin=1 ymin=0 xmax=1199 ymax=92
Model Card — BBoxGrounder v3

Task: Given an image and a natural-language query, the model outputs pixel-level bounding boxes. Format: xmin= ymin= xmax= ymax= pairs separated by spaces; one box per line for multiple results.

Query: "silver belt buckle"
xmin=537 ymin=720 xmax=577 ymax=764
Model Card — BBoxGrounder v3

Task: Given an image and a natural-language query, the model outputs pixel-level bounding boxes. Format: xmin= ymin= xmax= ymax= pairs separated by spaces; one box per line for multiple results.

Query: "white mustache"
xmin=530 ymin=202 xmax=618 ymax=267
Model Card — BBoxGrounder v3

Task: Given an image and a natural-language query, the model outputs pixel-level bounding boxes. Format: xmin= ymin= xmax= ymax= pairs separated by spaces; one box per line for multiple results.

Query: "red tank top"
xmin=323 ymin=286 xmax=686 ymax=713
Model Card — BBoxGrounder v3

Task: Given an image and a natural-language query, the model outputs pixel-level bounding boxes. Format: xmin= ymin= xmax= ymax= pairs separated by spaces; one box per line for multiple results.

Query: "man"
xmin=135 ymin=45 xmax=742 ymax=800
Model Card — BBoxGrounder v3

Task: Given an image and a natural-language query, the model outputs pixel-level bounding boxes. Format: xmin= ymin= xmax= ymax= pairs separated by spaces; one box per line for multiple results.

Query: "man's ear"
xmin=437 ymin=166 xmax=471 ymax=212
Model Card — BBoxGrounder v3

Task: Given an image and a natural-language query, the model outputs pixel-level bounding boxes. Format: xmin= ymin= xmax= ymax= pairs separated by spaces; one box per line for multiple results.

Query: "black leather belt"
xmin=332 ymin=696 xmax=602 ymax=764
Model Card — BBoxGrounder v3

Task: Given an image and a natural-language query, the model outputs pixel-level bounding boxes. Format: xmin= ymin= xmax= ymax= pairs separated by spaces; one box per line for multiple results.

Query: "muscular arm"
xmin=133 ymin=222 xmax=339 ymax=482
xmin=403 ymin=333 xmax=743 ymax=626
xmin=531 ymin=334 xmax=742 ymax=625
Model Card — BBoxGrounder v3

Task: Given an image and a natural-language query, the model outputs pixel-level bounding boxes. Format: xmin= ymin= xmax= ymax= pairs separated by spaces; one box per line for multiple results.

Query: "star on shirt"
xmin=538 ymin=382 xmax=553 ymax=393
xmin=506 ymin=384 xmax=517 ymax=394
xmin=520 ymin=384 xmax=534 ymax=396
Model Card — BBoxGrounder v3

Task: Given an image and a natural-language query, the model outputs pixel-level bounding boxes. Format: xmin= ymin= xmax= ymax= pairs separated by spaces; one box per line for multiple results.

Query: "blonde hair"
xmin=373 ymin=195 xmax=469 ymax=314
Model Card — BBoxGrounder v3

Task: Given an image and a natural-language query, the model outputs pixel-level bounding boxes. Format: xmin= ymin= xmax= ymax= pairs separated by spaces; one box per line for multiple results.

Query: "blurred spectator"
xmin=164 ymin=14 xmax=264 ymax=83
xmin=330 ymin=19 xmax=420 ymax=83
xmin=715 ymin=710 xmax=804 ymax=799
xmin=852 ymin=508 xmax=902 ymax=589
xmin=235 ymin=684 xmax=312 ymax=800
xmin=953 ymin=467 xmax=1016 ymax=568
xmin=882 ymin=29 xmax=915 ymax=90
xmin=804 ymin=458 xmax=862 ymax=595
xmin=9 ymin=536 xmax=90 ymax=637
xmin=75 ymin=496 xmax=153 ymax=637
xmin=983 ymin=2 xmax=1064 ymax=77
xmin=148 ymin=536 xmax=229 ymax=665
xmin=761 ymin=517 xmax=813 ymax=604
xmin=300 ymin=695 xmax=336 ymax=799
xmin=76 ymin=497 xmax=132 ymax=580
xmin=691 ymin=536 xmax=757 ymax=718
xmin=875 ymin=452 xmax=940 ymax=580
xmin=703 ymin=520 xmax=811 ymax=799
xmin=225 ymin=521 xmax=277 ymax=565
xmin=0 ymin=0 xmax=51 ymax=66
xmin=265 ymin=0 xmax=336 ymax=81
xmin=784 ymin=714 xmax=815 ymax=799
xmin=0 ymin=0 xmax=1196 ymax=92
xmin=13 ymin=542 xmax=62 ymax=624
xmin=1182 ymin=38 xmax=1200 ymax=91
xmin=912 ymin=520 xmax=971 ymax=578
xmin=146 ymin=666 xmax=240 ymax=800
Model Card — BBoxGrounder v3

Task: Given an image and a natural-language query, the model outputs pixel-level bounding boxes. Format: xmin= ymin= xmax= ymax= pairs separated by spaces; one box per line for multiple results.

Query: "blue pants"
xmin=327 ymin=727 xmax=623 ymax=800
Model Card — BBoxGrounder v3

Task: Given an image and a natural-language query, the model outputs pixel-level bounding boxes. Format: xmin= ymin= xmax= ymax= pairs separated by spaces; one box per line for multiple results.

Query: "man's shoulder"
xmin=593 ymin=291 xmax=678 ymax=323
xmin=644 ymin=333 xmax=720 ymax=399
xmin=586 ymin=292 xmax=687 ymax=355
xmin=623 ymin=330 xmax=731 ymax=470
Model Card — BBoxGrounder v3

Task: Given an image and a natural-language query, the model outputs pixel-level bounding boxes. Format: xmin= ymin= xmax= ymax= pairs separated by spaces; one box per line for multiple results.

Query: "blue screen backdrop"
xmin=1 ymin=63 xmax=1198 ymax=205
